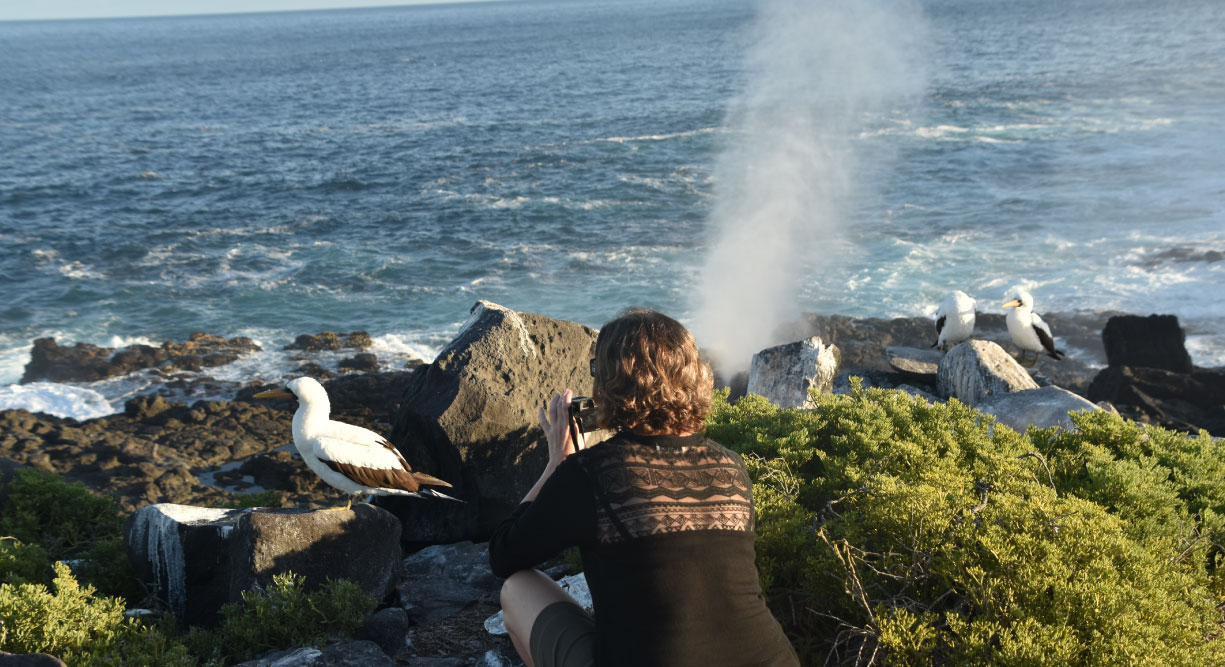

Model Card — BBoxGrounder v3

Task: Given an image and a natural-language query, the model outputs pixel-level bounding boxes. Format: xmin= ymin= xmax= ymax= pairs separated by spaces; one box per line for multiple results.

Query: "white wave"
xmin=593 ymin=126 xmax=719 ymax=144
xmin=915 ymin=125 xmax=969 ymax=139
xmin=0 ymin=383 xmax=116 ymax=420
xmin=369 ymin=333 xmax=440 ymax=365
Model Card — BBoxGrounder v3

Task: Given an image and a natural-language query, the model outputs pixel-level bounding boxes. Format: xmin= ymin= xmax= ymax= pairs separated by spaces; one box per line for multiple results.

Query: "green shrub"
xmin=219 ymin=490 xmax=284 ymax=510
xmin=709 ymin=385 xmax=1225 ymax=665
xmin=0 ymin=561 xmax=194 ymax=666
xmin=0 ymin=469 xmax=141 ymax=602
xmin=183 ymin=572 xmax=376 ymax=664
xmin=0 ymin=469 xmax=122 ymax=560
xmin=0 ymin=537 xmax=50 ymax=585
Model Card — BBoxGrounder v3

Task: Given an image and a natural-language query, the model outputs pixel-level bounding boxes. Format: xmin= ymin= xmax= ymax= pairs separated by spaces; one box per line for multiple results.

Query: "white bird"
xmin=254 ymin=377 xmax=457 ymax=508
xmin=932 ymin=290 xmax=977 ymax=351
xmin=1002 ymin=288 xmax=1065 ymax=366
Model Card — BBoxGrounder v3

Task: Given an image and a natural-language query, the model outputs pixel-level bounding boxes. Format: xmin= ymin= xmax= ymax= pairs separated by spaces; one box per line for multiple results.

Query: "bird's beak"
xmin=254 ymin=388 xmax=294 ymax=399
xmin=1002 ymin=299 xmax=1022 ymax=308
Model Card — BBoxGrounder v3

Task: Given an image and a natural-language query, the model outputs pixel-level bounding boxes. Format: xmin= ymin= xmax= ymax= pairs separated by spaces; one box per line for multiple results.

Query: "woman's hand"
xmin=523 ymin=389 xmax=587 ymax=503
xmin=539 ymin=389 xmax=586 ymax=467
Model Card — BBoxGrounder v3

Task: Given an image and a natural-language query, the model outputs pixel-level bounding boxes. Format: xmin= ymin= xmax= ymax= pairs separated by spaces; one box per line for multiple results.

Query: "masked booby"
xmin=254 ymin=377 xmax=457 ymax=508
xmin=1002 ymin=288 xmax=1065 ymax=366
xmin=933 ymin=290 xmax=977 ymax=351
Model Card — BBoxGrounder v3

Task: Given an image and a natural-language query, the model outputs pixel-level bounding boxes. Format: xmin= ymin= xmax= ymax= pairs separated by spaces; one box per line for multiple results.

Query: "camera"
xmin=569 ymin=396 xmax=599 ymax=433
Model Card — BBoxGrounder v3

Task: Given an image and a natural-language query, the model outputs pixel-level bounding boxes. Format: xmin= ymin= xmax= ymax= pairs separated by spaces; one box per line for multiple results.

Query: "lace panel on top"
xmin=587 ymin=442 xmax=753 ymax=545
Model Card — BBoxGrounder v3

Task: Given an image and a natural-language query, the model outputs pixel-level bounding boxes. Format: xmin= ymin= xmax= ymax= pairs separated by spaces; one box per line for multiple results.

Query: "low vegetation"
xmin=708 ymin=383 xmax=1225 ymax=665
xmin=0 ymin=471 xmax=373 ymax=665
xmin=3 ymin=386 xmax=1223 ymax=664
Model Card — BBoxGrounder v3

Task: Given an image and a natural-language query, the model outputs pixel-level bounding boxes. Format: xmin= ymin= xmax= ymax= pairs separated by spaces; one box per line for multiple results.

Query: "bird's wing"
xmin=315 ymin=421 xmax=454 ymax=489
xmin=1030 ymin=314 xmax=1064 ymax=360
xmin=933 ymin=315 xmax=946 ymax=348
xmin=314 ymin=434 xmax=424 ymax=492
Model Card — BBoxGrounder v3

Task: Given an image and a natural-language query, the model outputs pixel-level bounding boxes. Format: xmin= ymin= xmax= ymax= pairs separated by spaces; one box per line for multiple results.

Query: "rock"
xmin=386 ymin=301 xmax=598 ymax=542
xmin=124 ymin=504 xmax=249 ymax=626
xmin=936 ymin=340 xmax=1039 ymax=406
xmin=480 ymin=650 xmax=516 ymax=667
xmin=355 ymin=607 xmax=410 ymax=656
xmin=339 ymin=353 xmax=379 ymax=373
xmin=484 ymin=573 xmax=590 ymax=636
xmin=20 ymin=334 xmax=261 ymax=384
xmin=126 ymin=504 xmax=403 ymax=627
xmin=1087 ymin=365 xmax=1225 ymax=436
xmin=746 ymin=337 xmax=841 ymax=409
xmin=885 ymin=346 xmax=944 ymax=379
xmin=398 ymin=541 xmax=502 ymax=626
xmin=233 ymin=641 xmax=392 ymax=667
xmin=284 ymin=332 xmax=374 ymax=352
xmin=0 ymin=652 xmax=67 ymax=667
xmin=776 ymin=311 xmax=1113 ymax=396
xmin=976 ymin=386 xmax=1101 ymax=433
xmin=1101 ymin=314 xmax=1193 ymax=373
xmin=228 ymin=505 xmax=403 ymax=606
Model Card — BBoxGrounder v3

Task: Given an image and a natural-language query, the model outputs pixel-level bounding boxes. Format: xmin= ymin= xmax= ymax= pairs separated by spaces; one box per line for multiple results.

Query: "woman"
xmin=489 ymin=308 xmax=799 ymax=667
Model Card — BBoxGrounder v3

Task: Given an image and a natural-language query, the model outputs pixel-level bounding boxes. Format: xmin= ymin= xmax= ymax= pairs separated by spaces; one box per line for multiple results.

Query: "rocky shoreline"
xmin=3 ymin=308 xmax=1222 ymax=515
xmin=2 ymin=304 xmax=1222 ymax=666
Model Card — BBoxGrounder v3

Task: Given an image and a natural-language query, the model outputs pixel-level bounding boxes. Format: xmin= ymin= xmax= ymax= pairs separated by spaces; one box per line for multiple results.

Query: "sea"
xmin=2 ymin=0 xmax=1223 ymax=419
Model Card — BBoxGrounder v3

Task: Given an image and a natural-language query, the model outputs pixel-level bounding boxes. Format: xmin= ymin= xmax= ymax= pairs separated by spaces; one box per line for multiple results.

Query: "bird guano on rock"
xmin=254 ymin=376 xmax=458 ymax=508
xmin=1002 ymin=288 xmax=1065 ymax=367
xmin=933 ymin=290 xmax=977 ymax=351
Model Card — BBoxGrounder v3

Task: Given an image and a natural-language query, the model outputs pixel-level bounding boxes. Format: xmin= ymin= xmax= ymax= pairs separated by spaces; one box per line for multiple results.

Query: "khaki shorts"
xmin=529 ymin=601 xmax=597 ymax=667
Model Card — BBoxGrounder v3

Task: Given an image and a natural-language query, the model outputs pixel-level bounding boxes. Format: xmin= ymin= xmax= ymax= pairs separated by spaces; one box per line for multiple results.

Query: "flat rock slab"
xmin=977 ymin=386 xmax=1100 ymax=433
xmin=233 ymin=641 xmax=392 ymax=667
xmin=399 ymin=541 xmax=501 ymax=626
xmin=886 ymin=346 xmax=944 ymax=377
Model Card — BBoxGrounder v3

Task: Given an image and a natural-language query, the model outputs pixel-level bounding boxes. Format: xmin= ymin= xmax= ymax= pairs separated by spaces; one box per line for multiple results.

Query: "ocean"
xmin=2 ymin=0 xmax=1223 ymax=418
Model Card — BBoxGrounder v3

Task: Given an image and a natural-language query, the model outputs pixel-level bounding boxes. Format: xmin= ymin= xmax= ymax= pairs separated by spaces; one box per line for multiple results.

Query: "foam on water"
xmin=0 ymin=382 xmax=115 ymax=420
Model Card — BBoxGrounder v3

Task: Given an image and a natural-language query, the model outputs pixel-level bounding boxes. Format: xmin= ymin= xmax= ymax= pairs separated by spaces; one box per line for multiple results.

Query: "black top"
xmin=489 ymin=432 xmax=799 ymax=667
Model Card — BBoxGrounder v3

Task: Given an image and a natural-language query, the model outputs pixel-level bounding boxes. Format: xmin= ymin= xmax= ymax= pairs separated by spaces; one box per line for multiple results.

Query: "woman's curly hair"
xmin=592 ymin=308 xmax=714 ymax=435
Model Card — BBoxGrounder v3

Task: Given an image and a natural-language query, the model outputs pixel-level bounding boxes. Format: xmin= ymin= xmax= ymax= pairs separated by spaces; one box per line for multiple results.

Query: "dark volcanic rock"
xmin=1087 ymin=365 xmax=1225 ymax=435
xmin=125 ymin=504 xmax=250 ymax=626
xmin=340 ymin=353 xmax=380 ymax=373
xmin=386 ymin=301 xmax=598 ymax=542
xmin=1101 ymin=314 xmax=1193 ymax=372
xmin=0 ymin=652 xmax=68 ymax=667
xmin=284 ymin=331 xmax=374 ymax=352
xmin=20 ymin=333 xmax=261 ymax=384
xmin=228 ymin=505 xmax=403 ymax=607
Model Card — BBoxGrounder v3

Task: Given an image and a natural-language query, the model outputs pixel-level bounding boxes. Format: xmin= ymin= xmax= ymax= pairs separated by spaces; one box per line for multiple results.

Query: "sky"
xmin=0 ymin=0 xmax=499 ymax=22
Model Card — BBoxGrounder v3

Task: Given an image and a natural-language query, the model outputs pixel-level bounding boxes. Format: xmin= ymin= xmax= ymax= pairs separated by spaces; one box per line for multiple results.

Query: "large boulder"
xmin=126 ymin=503 xmax=402 ymax=626
xmin=1101 ymin=314 xmax=1193 ymax=373
xmin=937 ymin=340 xmax=1039 ymax=406
xmin=1087 ymin=365 xmax=1225 ymax=436
xmin=976 ymin=386 xmax=1101 ymax=433
xmin=746 ymin=337 xmax=841 ymax=409
xmin=227 ymin=505 xmax=402 ymax=605
xmin=885 ymin=346 xmax=943 ymax=380
xmin=386 ymin=302 xmax=598 ymax=542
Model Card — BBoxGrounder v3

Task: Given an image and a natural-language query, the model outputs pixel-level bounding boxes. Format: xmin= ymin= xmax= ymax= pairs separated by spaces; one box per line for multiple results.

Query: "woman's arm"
xmin=523 ymin=388 xmax=586 ymax=503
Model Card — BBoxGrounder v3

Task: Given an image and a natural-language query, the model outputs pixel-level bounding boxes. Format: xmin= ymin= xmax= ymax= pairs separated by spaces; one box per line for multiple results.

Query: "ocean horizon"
xmin=2 ymin=0 xmax=1223 ymax=417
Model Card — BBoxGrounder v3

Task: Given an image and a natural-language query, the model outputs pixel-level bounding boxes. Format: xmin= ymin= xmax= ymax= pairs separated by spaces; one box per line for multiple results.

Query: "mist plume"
xmin=692 ymin=0 xmax=927 ymax=374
